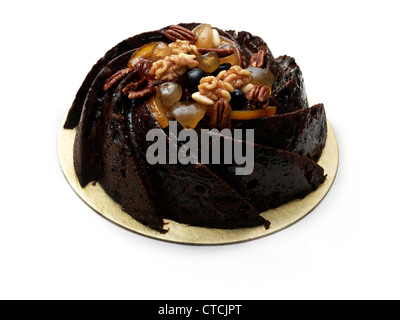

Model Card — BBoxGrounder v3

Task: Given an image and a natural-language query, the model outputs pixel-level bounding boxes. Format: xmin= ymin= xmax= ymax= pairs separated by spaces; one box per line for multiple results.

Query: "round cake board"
xmin=57 ymin=114 xmax=339 ymax=246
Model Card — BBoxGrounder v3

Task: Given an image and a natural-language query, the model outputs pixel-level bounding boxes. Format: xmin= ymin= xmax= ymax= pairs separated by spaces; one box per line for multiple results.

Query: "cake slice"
xmin=127 ymin=101 xmax=267 ymax=229
xmin=233 ymin=103 xmax=327 ymax=161
xmin=205 ymin=132 xmax=326 ymax=212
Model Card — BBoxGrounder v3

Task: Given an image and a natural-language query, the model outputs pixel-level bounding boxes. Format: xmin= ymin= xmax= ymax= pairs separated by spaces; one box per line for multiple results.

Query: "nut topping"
xmin=168 ymin=40 xmax=199 ymax=55
xmin=105 ymin=24 xmax=270 ymax=129
xmin=211 ymin=29 xmax=222 ymax=47
xmin=249 ymin=50 xmax=266 ymax=68
xmin=198 ymin=76 xmax=234 ymax=102
xmin=169 ymin=53 xmax=199 ymax=69
xmin=216 ymin=65 xmax=252 ymax=89
xmin=150 ymin=53 xmax=199 ymax=81
xmin=191 ymin=92 xmax=215 ymax=106
xmin=240 ymin=83 xmax=254 ymax=95
xmin=197 ymin=47 xmax=234 ymax=57
xmin=210 ymin=99 xmax=232 ymax=130
xmin=103 ymin=68 xmax=133 ymax=91
xmin=165 ymin=25 xmax=198 ymax=45
xmin=122 ymin=78 xmax=158 ymax=100
xmin=246 ymin=84 xmax=270 ymax=109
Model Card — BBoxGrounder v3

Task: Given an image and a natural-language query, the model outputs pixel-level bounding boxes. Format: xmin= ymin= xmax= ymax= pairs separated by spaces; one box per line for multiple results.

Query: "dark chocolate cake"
xmin=64 ymin=23 xmax=327 ymax=233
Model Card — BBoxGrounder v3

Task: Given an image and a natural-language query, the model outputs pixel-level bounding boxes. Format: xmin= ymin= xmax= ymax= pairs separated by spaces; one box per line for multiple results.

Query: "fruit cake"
xmin=64 ymin=23 xmax=327 ymax=233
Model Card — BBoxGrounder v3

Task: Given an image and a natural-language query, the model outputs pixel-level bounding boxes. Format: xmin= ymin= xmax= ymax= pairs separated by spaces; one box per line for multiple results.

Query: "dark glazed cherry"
xmin=212 ymin=63 xmax=232 ymax=76
xmin=185 ymin=68 xmax=208 ymax=92
xmin=230 ymin=89 xmax=247 ymax=110
xmin=135 ymin=58 xmax=154 ymax=79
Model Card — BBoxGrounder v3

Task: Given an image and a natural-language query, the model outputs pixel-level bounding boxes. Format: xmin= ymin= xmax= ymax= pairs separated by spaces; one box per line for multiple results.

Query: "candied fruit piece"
xmin=219 ymin=43 xmax=240 ymax=66
xmin=231 ymin=107 xmax=277 ymax=120
xmin=172 ymin=102 xmax=207 ymax=129
xmin=193 ymin=24 xmax=214 ymax=49
xmin=134 ymin=58 xmax=154 ymax=79
xmin=128 ymin=42 xmax=157 ymax=67
xmin=149 ymin=95 xmax=170 ymax=128
xmin=156 ymin=82 xmax=183 ymax=107
xmin=246 ymin=67 xmax=275 ymax=89
xmin=152 ymin=42 xmax=172 ymax=61
xmin=197 ymin=52 xmax=220 ymax=73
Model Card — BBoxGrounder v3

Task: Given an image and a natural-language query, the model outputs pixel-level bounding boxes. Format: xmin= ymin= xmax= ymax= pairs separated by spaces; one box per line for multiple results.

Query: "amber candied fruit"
xmin=127 ymin=42 xmax=157 ymax=67
xmin=156 ymin=82 xmax=183 ymax=107
xmin=246 ymin=67 xmax=275 ymax=89
xmin=172 ymin=102 xmax=208 ymax=129
xmin=218 ymin=41 xmax=240 ymax=66
xmin=197 ymin=52 xmax=220 ymax=73
xmin=152 ymin=42 xmax=172 ymax=61
xmin=193 ymin=24 xmax=214 ymax=49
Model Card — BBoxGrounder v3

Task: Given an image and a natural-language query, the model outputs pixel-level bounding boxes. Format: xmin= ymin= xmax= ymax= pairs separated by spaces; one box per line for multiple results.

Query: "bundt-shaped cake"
xmin=64 ymin=23 xmax=327 ymax=233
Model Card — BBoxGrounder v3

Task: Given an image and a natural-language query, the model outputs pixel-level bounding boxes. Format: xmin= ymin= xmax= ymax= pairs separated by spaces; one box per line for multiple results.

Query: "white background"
xmin=1 ymin=0 xmax=399 ymax=300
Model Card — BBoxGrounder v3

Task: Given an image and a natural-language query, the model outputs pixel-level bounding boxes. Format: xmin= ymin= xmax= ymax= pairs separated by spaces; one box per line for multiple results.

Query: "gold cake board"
xmin=57 ymin=115 xmax=339 ymax=245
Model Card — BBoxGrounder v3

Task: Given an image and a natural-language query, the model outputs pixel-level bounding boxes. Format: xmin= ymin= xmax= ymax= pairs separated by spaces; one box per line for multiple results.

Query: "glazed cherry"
xmin=212 ymin=63 xmax=232 ymax=76
xmin=134 ymin=58 xmax=153 ymax=79
xmin=230 ymin=89 xmax=247 ymax=110
xmin=185 ymin=68 xmax=208 ymax=92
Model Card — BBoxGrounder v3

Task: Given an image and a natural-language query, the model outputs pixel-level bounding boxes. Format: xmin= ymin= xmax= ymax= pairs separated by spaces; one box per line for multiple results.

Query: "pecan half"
xmin=165 ymin=25 xmax=197 ymax=45
xmin=122 ymin=78 xmax=157 ymax=100
xmin=104 ymin=68 xmax=133 ymax=91
xmin=249 ymin=50 xmax=266 ymax=68
xmin=246 ymin=84 xmax=270 ymax=109
xmin=210 ymin=99 xmax=232 ymax=130
xmin=197 ymin=47 xmax=234 ymax=58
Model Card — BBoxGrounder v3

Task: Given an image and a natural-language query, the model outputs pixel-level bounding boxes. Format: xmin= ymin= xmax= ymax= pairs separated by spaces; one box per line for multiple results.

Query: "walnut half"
xmin=198 ymin=76 xmax=234 ymax=102
xmin=216 ymin=66 xmax=252 ymax=89
xmin=169 ymin=40 xmax=199 ymax=55
xmin=150 ymin=53 xmax=199 ymax=81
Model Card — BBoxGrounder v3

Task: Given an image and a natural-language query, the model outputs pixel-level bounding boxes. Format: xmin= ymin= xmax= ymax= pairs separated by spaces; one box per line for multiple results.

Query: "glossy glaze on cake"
xmin=64 ymin=23 xmax=327 ymax=233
